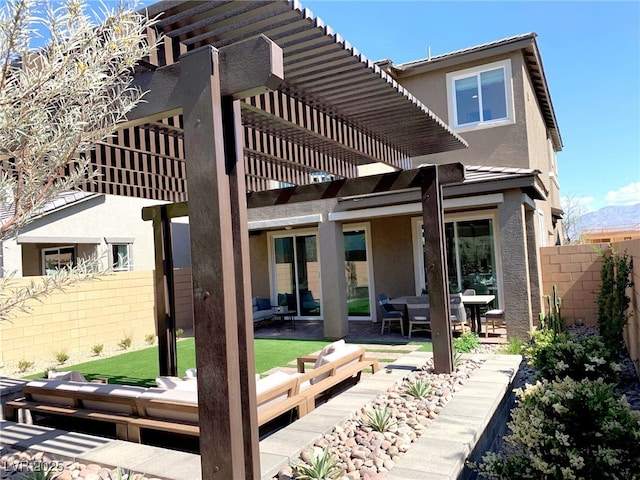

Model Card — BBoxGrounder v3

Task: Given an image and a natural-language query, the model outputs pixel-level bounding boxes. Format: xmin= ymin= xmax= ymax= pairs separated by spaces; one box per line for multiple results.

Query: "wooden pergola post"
xmin=178 ymin=36 xmax=283 ymax=478
xmin=422 ymin=165 xmax=453 ymax=374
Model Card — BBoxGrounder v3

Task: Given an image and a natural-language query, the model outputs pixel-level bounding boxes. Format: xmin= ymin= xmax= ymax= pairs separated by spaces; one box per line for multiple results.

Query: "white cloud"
xmin=604 ymin=182 xmax=640 ymax=206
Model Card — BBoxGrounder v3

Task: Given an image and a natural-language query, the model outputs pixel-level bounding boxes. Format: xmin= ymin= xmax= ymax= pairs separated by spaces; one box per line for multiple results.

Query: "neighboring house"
xmin=0 ymin=192 xmax=189 ymax=277
xmin=246 ymin=33 xmax=564 ymax=339
xmin=582 ymin=224 xmax=640 ymax=244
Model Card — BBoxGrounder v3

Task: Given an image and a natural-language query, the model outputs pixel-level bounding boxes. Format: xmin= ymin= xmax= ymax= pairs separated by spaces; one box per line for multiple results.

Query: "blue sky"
xmin=300 ymin=1 xmax=640 ymax=211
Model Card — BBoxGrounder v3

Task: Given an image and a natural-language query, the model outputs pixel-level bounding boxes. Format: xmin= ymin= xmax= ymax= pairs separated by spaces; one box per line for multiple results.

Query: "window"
xmin=413 ymin=214 xmax=501 ymax=306
xmin=447 ymin=59 xmax=513 ymax=131
xmin=42 ymin=246 xmax=75 ymax=275
xmin=111 ymin=243 xmax=132 ymax=271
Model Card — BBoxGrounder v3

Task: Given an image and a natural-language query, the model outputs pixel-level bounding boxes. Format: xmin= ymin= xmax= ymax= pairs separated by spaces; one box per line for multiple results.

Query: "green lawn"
xmin=27 ymin=338 xmax=433 ymax=387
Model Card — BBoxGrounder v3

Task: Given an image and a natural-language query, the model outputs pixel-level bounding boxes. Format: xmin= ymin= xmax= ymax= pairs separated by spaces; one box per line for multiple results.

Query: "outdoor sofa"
xmin=4 ymin=341 xmax=377 ymax=446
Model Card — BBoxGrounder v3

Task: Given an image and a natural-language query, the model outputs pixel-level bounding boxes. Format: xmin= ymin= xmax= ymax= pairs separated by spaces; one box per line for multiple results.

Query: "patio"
xmin=253 ymin=319 xmax=508 ymax=345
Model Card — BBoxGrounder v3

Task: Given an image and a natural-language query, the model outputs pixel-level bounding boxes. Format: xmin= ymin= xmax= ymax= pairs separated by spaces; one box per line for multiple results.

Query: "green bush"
xmin=91 ymin=344 xmax=104 ymax=356
xmin=176 ymin=328 xmax=184 ymax=339
xmin=118 ymin=333 xmax=133 ymax=350
xmin=532 ymin=334 xmax=621 ymax=383
xmin=453 ymin=332 xmax=480 ymax=353
xmin=145 ymin=334 xmax=155 ymax=345
xmin=17 ymin=359 xmax=34 ymax=373
xmin=522 ymin=329 xmax=559 ymax=364
xmin=55 ymin=350 xmax=69 ymax=365
xmin=473 ymin=377 xmax=640 ymax=480
xmin=499 ymin=337 xmax=525 ymax=355
xmin=597 ymin=246 xmax=633 ymax=357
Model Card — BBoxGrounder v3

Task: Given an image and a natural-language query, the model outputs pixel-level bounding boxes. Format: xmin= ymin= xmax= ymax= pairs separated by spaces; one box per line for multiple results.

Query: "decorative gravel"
xmin=274 ymin=356 xmax=485 ymax=480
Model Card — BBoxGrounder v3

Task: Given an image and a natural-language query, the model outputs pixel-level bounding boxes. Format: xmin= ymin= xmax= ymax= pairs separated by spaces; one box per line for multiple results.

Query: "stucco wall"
xmin=369 ymin=215 xmax=415 ymax=298
xmin=0 ymin=270 xmax=155 ymax=366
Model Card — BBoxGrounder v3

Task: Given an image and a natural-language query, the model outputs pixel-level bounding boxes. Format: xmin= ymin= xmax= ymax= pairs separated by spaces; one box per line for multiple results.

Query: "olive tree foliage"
xmin=0 ymin=0 xmax=159 ymax=321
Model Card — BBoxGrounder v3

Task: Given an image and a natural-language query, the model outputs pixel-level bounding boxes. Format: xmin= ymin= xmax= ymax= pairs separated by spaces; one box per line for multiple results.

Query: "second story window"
xmin=447 ymin=59 xmax=514 ymax=131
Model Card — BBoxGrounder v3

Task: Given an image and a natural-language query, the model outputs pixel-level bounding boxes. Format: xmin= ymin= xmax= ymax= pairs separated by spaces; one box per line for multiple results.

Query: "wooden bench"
xmin=296 ymin=343 xmax=379 ymax=413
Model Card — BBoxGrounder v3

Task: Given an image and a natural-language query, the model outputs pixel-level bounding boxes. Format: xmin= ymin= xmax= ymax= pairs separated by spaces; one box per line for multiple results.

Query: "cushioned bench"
xmin=252 ymin=297 xmax=274 ymax=324
xmin=4 ymin=372 xmax=308 ymax=443
xmin=295 ymin=340 xmax=379 ymax=412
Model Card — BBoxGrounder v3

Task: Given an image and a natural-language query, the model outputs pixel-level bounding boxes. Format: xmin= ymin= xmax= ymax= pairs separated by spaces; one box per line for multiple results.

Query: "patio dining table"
xmin=389 ymin=294 xmax=496 ymax=336
xmin=461 ymin=294 xmax=495 ymax=335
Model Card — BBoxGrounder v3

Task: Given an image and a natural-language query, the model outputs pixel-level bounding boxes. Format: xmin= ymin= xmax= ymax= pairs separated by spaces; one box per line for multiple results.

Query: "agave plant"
xmin=405 ymin=378 xmax=432 ymax=399
xmin=363 ymin=405 xmax=397 ymax=432
xmin=291 ymin=446 xmax=343 ymax=480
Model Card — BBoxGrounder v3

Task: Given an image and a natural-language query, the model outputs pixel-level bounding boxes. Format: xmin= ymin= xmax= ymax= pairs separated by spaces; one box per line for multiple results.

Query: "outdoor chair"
xmin=377 ymin=293 xmax=404 ymax=336
xmin=405 ymin=296 xmax=430 ymax=339
xmin=450 ymin=293 xmax=467 ymax=333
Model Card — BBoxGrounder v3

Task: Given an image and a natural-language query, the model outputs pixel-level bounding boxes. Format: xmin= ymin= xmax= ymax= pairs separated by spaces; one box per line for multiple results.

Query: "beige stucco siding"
xmin=398 ymin=52 xmax=532 ymax=170
xmin=367 ymin=215 xmax=415 ymax=298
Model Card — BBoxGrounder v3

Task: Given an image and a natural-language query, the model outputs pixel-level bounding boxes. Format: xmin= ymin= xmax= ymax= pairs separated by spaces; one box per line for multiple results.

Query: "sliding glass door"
xmin=272 ymin=233 xmax=321 ymax=317
xmin=414 ymin=214 xmax=500 ymax=305
xmin=344 ymin=227 xmax=372 ymax=317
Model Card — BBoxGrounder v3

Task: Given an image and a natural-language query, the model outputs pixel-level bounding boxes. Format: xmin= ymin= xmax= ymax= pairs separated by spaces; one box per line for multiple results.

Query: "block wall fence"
xmin=540 ymin=238 xmax=640 ymax=374
xmin=0 ymin=271 xmax=156 ymax=366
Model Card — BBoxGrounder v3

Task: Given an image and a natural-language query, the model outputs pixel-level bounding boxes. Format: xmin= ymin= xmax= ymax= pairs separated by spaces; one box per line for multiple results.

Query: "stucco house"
xmin=247 ymin=33 xmax=563 ymax=339
xmin=0 ymin=192 xmax=190 ymax=277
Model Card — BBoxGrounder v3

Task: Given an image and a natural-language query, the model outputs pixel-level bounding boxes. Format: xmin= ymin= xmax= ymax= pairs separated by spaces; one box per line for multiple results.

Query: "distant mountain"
xmin=579 ymin=203 xmax=640 ymax=233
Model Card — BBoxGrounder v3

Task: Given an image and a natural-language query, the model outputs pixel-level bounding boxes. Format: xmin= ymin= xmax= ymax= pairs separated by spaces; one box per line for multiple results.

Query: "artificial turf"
xmin=26 ymin=338 xmax=433 ymax=386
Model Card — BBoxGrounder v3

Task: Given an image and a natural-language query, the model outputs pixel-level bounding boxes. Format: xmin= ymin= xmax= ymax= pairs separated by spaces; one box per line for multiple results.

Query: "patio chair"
xmin=450 ymin=293 xmax=467 ymax=333
xmin=405 ymin=296 xmax=430 ymax=339
xmin=377 ymin=293 xmax=404 ymax=336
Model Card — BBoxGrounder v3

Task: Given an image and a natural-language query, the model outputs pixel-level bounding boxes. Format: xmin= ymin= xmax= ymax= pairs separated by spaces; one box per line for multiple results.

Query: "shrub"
xmin=17 ymin=360 xmax=34 ymax=373
xmin=499 ymin=337 xmax=525 ymax=355
xmin=55 ymin=350 xmax=69 ymax=365
xmin=472 ymin=377 xmax=640 ymax=480
xmin=91 ymin=344 xmax=104 ymax=356
xmin=176 ymin=328 xmax=184 ymax=339
xmin=453 ymin=332 xmax=480 ymax=353
xmin=145 ymin=334 xmax=155 ymax=345
xmin=522 ymin=329 xmax=559 ymax=364
xmin=118 ymin=333 xmax=133 ymax=350
xmin=532 ymin=334 xmax=621 ymax=383
xmin=597 ymin=246 xmax=633 ymax=357
xmin=291 ymin=446 xmax=343 ymax=480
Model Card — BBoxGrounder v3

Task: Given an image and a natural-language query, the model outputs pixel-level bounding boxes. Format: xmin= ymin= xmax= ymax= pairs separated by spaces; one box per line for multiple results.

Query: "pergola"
xmin=114 ymin=1 xmax=468 ymax=478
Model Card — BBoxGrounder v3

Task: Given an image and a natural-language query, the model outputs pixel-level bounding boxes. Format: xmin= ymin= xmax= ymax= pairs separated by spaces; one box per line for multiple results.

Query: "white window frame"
xmin=446 ymin=59 xmax=515 ymax=133
xmin=411 ymin=210 xmax=503 ymax=306
xmin=110 ymin=243 xmax=133 ymax=272
xmin=41 ymin=245 xmax=76 ymax=275
xmin=343 ymin=223 xmax=375 ymax=322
